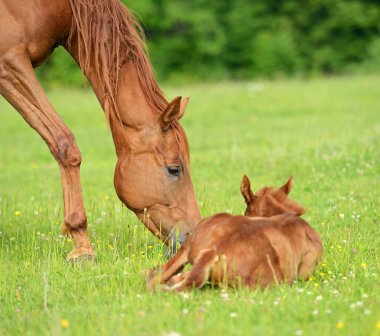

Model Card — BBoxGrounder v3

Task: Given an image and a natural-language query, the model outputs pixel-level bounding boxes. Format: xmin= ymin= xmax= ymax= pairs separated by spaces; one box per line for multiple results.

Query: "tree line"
xmin=37 ymin=0 xmax=380 ymax=86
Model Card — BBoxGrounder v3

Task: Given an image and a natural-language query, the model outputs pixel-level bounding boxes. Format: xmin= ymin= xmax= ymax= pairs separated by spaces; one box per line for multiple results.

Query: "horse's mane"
xmin=67 ymin=0 xmax=189 ymax=163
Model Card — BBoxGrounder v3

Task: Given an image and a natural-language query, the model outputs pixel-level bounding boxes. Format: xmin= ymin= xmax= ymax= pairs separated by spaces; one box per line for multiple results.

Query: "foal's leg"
xmin=169 ymin=248 xmax=217 ymax=291
xmin=147 ymin=239 xmax=191 ymax=289
xmin=0 ymin=46 xmax=94 ymax=261
xmin=165 ymin=271 xmax=190 ymax=286
xmin=297 ymin=251 xmax=320 ymax=280
xmin=298 ymin=228 xmax=323 ymax=280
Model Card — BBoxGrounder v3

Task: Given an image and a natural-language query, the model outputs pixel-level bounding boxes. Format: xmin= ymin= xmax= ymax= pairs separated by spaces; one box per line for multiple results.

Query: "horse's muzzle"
xmin=164 ymin=229 xmax=187 ymax=257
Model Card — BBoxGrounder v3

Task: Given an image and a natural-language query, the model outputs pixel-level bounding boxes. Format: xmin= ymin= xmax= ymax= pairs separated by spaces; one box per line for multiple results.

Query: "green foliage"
xmin=36 ymin=0 xmax=380 ymax=85
xmin=36 ymin=48 xmax=84 ymax=88
xmin=364 ymin=37 xmax=380 ymax=70
xmin=252 ymin=31 xmax=302 ymax=77
xmin=1 ymin=75 xmax=380 ymax=335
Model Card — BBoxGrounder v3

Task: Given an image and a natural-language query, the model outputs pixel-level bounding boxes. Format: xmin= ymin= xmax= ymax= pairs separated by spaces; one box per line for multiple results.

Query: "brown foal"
xmin=148 ymin=176 xmax=322 ymax=290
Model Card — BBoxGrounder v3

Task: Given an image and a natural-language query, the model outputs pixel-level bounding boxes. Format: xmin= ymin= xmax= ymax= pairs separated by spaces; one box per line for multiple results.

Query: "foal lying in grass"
xmin=148 ymin=176 xmax=322 ymax=291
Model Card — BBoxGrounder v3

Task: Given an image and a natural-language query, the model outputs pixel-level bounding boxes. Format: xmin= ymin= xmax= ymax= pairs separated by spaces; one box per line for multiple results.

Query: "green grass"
xmin=1 ymin=75 xmax=379 ymax=335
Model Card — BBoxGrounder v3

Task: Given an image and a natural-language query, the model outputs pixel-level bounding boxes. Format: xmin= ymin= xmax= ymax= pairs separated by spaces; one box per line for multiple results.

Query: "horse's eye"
xmin=166 ymin=166 xmax=181 ymax=177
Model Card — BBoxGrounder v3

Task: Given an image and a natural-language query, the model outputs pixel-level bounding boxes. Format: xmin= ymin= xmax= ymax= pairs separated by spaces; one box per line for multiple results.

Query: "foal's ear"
xmin=161 ymin=96 xmax=189 ymax=131
xmin=278 ymin=176 xmax=293 ymax=195
xmin=241 ymin=175 xmax=255 ymax=204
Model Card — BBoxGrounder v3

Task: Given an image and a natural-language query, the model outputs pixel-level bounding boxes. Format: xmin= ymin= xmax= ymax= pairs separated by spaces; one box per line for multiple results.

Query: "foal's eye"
xmin=166 ymin=166 xmax=182 ymax=177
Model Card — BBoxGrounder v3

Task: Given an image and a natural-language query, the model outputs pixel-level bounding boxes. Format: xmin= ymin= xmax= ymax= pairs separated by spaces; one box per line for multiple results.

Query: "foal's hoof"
xmin=142 ymin=267 xmax=157 ymax=281
xmin=66 ymin=248 xmax=96 ymax=266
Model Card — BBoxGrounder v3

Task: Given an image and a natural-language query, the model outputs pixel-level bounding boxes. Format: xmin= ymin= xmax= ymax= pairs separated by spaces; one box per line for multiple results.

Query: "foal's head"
xmin=240 ymin=175 xmax=305 ymax=217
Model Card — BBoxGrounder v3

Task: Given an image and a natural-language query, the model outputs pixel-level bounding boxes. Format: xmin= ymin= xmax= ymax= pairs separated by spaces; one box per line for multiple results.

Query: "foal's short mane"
xmin=258 ymin=187 xmax=306 ymax=215
xmin=67 ymin=0 xmax=189 ymax=163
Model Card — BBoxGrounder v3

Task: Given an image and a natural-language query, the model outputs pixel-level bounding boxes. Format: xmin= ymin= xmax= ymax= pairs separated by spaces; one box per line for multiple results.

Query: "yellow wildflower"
xmin=336 ymin=321 xmax=344 ymax=329
xmin=60 ymin=319 xmax=70 ymax=328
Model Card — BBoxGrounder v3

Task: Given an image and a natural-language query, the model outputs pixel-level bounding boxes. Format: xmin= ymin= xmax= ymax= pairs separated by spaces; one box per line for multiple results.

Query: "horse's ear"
xmin=241 ymin=175 xmax=255 ymax=204
xmin=179 ymin=97 xmax=190 ymax=119
xmin=161 ymin=96 xmax=188 ymax=131
xmin=279 ymin=176 xmax=293 ymax=195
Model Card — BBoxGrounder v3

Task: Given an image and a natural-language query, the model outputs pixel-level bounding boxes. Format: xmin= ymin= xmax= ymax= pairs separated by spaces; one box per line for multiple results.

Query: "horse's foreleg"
xmin=0 ymin=47 xmax=94 ymax=262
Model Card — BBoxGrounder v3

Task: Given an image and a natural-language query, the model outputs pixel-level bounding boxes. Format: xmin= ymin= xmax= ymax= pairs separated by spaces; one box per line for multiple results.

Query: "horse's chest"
xmin=0 ymin=0 xmax=72 ymax=66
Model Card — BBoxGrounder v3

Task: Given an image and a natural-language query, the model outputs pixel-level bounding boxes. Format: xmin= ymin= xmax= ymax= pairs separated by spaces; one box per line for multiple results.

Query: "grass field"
xmin=0 ymin=75 xmax=379 ymax=335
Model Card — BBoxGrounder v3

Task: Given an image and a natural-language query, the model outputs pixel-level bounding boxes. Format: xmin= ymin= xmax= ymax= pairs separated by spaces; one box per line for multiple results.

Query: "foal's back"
xmin=207 ymin=212 xmax=322 ymax=287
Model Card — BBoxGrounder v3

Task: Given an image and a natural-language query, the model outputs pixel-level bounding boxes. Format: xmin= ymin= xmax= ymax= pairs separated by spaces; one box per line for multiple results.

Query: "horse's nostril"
xmin=164 ymin=229 xmax=178 ymax=257
xmin=165 ymin=230 xmax=187 ymax=257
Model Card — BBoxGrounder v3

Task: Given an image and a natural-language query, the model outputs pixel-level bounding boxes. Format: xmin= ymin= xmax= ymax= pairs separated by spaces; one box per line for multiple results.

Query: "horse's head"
xmin=113 ymin=96 xmax=201 ymax=246
xmin=240 ymin=175 xmax=305 ymax=217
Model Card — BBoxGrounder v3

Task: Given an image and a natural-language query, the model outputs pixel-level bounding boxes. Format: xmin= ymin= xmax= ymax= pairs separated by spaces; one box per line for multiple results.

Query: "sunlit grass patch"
xmin=0 ymin=75 xmax=379 ymax=335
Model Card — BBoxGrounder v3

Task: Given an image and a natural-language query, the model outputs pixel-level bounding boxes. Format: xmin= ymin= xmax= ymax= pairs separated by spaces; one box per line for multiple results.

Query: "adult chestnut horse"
xmin=0 ymin=0 xmax=201 ymax=261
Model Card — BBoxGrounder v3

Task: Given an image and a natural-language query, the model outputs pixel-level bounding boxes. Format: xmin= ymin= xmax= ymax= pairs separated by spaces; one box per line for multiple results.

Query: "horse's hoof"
xmin=66 ymin=249 xmax=96 ymax=266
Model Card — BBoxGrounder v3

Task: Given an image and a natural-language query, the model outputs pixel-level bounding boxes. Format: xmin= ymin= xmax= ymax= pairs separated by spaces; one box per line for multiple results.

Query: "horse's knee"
xmin=55 ymin=135 xmax=82 ymax=167
xmin=62 ymin=210 xmax=87 ymax=233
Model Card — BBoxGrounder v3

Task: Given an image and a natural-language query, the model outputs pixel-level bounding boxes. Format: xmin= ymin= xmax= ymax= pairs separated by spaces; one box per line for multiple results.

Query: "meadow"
xmin=0 ymin=75 xmax=379 ymax=335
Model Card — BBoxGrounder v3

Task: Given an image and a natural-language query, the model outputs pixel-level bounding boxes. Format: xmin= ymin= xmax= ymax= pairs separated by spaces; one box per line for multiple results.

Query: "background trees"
xmin=37 ymin=0 xmax=380 ymax=85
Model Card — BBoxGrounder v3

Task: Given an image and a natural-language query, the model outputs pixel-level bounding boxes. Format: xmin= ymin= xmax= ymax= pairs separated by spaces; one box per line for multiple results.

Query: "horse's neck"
xmin=84 ymin=61 xmax=155 ymax=124
xmin=84 ymin=61 xmax=158 ymax=155
xmin=114 ymin=63 xmax=157 ymax=129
